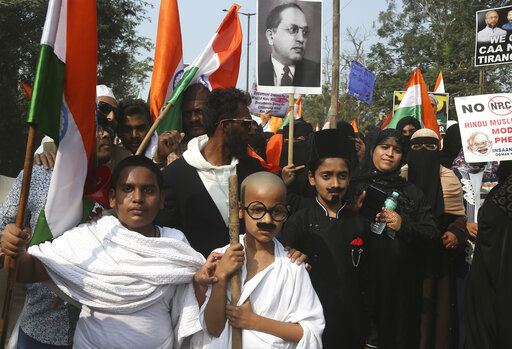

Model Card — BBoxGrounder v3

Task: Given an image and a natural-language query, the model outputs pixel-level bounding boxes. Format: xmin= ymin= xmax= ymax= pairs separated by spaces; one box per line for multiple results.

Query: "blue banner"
xmin=348 ymin=61 xmax=376 ymax=105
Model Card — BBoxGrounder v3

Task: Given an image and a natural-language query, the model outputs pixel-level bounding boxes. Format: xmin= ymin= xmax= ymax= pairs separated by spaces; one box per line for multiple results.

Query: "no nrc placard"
xmin=455 ymin=93 xmax=512 ymax=162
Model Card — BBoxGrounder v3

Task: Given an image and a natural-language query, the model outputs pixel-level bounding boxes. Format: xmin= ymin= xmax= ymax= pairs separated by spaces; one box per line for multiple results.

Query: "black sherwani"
xmin=281 ymin=199 xmax=369 ymax=349
xmin=154 ymin=156 xmax=263 ymax=257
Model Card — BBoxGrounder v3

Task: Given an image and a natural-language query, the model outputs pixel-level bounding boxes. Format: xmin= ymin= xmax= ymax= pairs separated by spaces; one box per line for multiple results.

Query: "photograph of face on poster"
xmin=257 ymin=0 xmax=322 ymax=94
xmin=475 ymin=5 xmax=512 ymax=66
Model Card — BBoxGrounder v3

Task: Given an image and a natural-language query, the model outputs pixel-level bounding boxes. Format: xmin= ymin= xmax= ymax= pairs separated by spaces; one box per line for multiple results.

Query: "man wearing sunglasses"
xmin=258 ymin=2 xmax=320 ymax=87
xmin=155 ymin=87 xmax=268 ymax=258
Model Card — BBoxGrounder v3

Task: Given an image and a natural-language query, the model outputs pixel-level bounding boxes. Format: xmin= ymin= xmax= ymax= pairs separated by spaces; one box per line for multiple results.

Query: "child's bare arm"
xmin=226 ymin=300 xmax=303 ymax=343
xmin=1 ymin=224 xmax=50 ymax=283
xmin=204 ymin=243 xmax=244 ymax=337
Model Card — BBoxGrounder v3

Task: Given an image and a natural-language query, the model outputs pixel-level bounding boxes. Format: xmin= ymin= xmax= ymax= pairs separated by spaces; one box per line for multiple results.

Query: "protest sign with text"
xmin=475 ymin=6 xmax=512 ymax=67
xmin=248 ymin=83 xmax=289 ymax=116
xmin=455 ymin=93 xmax=512 ymax=162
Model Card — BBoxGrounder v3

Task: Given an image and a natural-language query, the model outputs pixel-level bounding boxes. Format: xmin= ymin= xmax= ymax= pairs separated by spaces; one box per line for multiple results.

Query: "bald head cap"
xmin=241 ymin=171 xmax=286 ymax=204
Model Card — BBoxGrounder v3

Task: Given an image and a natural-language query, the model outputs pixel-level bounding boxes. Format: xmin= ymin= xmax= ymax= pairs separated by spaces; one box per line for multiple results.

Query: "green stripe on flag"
xmin=26 ymin=44 xmax=65 ymax=142
xmin=155 ymin=66 xmax=199 ymax=135
xmin=278 ymin=113 xmax=290 ymax=130
xmin=386 ymin=105 xmax=422 ymax=129
xmin=31 ymin=197 xmax=96 ymax=246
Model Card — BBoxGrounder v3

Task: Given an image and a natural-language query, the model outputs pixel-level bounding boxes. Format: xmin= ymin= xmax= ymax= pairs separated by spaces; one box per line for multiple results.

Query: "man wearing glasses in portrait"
xmin=258 ymin=2 xmax=321 ymax=88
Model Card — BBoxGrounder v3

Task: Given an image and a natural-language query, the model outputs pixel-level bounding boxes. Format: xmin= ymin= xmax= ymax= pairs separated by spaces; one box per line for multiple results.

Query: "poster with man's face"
xmin=393 ymin=92 xmax=449 ymax=134
xmin=475 ymin=5 xmax=512 ymax=66
xmin=257 ymin=0 xmax=322 ymax=95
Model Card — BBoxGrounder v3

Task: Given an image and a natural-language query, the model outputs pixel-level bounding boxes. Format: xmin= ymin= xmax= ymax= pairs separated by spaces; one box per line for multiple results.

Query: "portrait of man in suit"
xmin=257 ymin=1 xmax=321 ymax=92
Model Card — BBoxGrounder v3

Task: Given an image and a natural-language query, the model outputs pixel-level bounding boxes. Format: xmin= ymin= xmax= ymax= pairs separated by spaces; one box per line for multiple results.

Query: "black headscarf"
xmin=395 ymin=116 xmax=421 ymax=159
xmin=336 ymin=121 xmax=357 ymax=166
xmin=407 ymin=130 xmax=444 ymax=218
xmin=440 ymin=123 xmax=461 ymax=169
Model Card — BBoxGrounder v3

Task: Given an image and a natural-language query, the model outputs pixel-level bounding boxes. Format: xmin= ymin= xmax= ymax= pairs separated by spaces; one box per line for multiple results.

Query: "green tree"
xmin=366 ymin=0 xmax=512 ymax=123
xmin=0 ymin=0 xmax=153 ymax=176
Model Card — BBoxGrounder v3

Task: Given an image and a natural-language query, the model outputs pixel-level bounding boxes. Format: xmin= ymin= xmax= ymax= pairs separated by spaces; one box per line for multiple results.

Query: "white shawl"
xmin=200 ymin=235 xmax=325 ymax=349
xmin=28 ymin=216 xmax=206 ymax=347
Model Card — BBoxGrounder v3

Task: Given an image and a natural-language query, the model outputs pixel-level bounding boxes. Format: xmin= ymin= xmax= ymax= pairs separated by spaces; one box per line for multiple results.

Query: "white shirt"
xmin=477 ymin=26 xmax=507 ymax=42
xmin=271 ymin=56 xmax=295 ymax=86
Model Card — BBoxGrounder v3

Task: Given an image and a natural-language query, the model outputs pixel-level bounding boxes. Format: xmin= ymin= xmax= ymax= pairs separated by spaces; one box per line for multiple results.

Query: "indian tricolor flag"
xmin=434 ymin=71 xmax=445 ymax=93
xmin=160 ymin=3 xmax=242 ymax=124
xmin=382 ymin=68 xmax=439 ymax=138
xmin=28 ymin=0 xmax=97 ymax=244
xmin=278 ymin=95 xmax=303 ymax=130
xmin=149 ymin=0 xmax=184 ymax=133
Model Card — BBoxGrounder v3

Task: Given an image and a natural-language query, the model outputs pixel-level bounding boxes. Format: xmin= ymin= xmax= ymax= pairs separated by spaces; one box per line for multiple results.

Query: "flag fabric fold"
xmin=434 ymin=71 xmax=445 ymax=93
xmin=382 ymin=68 xmax=440 ymax=139
xmin=149 ymin=0 xmax=184 ymax=134
xmin=156 ymin=3 xmax=242 ymax=135
xmin=278 ymin=95 xmax=303 ymax=131
xmin=29 ymin=0 xmax=97 ymax=244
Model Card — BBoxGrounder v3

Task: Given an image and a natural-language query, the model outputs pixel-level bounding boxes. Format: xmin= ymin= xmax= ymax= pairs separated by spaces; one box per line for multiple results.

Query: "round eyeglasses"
xmin=243 ymin=201 xmax=289 ymax=222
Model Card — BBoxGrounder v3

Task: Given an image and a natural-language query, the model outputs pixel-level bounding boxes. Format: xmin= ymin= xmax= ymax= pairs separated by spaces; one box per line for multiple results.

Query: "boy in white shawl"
xmin=201 ymin=171 xmax=325 ymax=348
xmin=1 ymin=156 xmax=216 ymax=349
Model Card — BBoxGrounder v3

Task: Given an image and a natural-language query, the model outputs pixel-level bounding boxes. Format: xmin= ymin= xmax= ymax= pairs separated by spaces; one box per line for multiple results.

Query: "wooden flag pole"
xmin=0 ymin=124 xmax=38 ymax=347
xmin=479 ymin=68 xmax=485 ymax=94
xmin=135 ymin=102 xmax=175 ymax=156
xmin=329 ymin=0 xmax=340 ymax=128
xmin=287 ymin=93 xmax=295 ymax=165
xmin=228 ymin=174 xmax=242 ymax=349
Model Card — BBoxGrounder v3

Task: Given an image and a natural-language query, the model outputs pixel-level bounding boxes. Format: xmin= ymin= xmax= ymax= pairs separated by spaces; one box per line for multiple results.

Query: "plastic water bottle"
xmin=371 ymin=191 xmax=399 ymax=236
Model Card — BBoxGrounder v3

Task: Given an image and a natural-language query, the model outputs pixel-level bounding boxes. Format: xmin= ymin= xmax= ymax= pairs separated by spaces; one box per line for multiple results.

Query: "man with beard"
xmin=281 ymin=129 xmax=370 ymax=349
xmin=477 ymin=10 xmax=506 ymax=43
xmin=154 ymin=88 xmax=265 ymax=257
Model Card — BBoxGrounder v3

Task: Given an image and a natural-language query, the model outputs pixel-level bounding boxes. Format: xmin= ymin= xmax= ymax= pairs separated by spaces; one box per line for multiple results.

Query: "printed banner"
xmin=248 ymin=83 xmax=289 ymax=116
xmin=475 ymin=5 xmax=512 ymax=67
xmin=347 ymin=61 xmax=376 ymax=105
xmin=455 ymin=93 xmax=512 ymax=162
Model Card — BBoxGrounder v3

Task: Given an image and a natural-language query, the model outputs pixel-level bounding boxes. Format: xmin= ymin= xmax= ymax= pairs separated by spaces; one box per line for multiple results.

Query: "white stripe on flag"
xmin=45 ymin=99 xmax=88 ymax=237
xmin=398 ymin=84 xmax=422 ymax=108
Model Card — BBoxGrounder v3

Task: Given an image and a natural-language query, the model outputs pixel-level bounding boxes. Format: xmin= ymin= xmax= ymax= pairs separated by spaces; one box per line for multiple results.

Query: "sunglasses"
xmin=217 ymin=118 xmax=253 ymax=129
xmin=98 ymin=101 xmax=117 ymax=116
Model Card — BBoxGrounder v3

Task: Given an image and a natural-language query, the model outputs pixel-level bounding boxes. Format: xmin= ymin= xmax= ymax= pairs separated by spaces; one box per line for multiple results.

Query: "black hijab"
xmin=440 ymin=123 xmax=461 ymax=169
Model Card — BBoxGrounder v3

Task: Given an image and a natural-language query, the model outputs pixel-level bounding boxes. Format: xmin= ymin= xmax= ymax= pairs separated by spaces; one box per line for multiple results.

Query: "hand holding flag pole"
xmin=0 ymin=125 xmax=38 ymax=347
xmin=287 ymin=94 xmax=295 ymax=165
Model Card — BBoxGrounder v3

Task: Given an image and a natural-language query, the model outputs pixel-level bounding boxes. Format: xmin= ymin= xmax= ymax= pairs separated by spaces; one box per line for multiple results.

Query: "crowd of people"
xmin=0 ymin=83 xmax=510 ymax=349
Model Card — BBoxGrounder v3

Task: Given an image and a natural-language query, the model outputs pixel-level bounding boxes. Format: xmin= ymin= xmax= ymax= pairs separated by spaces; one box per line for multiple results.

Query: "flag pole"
xmin=135 ymin=102 xmax=175 ymax=155
xmin=287 ymin=93 xmax=295 ymax=165
xmin=329 ymin=0 xmax=340 ymax=128
xmin=0 ymin=124 xmax=38 ymax=347
xmin=228 ymin=174 xmax=242 ymax=349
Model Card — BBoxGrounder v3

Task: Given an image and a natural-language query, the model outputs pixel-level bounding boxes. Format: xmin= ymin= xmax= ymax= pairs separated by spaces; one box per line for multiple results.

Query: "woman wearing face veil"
xmin=349 ymin=129 xmax=440 ymax=349
xmin=401 ymin=129 xmax=466 ymax=349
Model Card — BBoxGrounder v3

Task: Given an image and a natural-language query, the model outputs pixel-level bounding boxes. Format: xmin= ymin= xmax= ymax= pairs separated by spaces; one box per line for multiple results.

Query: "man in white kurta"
xmin=28 ymin=215 xmax=206 ymax=349
xmin=200 ymin=234 xmax=324 ymax=349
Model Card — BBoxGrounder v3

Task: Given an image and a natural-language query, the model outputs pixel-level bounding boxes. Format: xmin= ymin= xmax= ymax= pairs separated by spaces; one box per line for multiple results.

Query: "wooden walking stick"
xmin=287 ymin=93 xmax=295 ymax=165
xmin=0 ymin=124 xmax=38 ymax=347
xmin=228 ymin=174 xmax=242 ymax=349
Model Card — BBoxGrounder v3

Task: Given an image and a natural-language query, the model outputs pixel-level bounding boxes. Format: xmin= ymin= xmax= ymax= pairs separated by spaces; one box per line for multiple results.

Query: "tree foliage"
xmin=303 ymin=0 xmax=512 ymax=132
xmin=366 ymin=0 xmax=512 ymax=122
xmin=0 ymin=0 xmax=153 ymax=176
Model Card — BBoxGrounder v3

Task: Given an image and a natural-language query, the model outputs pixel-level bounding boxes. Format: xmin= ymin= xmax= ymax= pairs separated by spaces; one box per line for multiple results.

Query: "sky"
xmin=136 ymin=0 xmax=390 ymax=99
